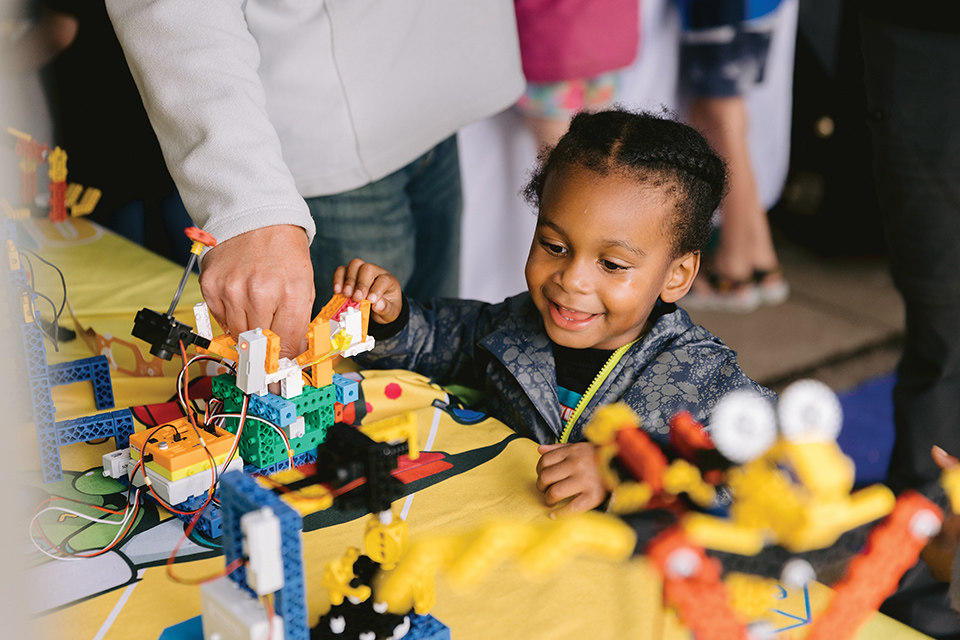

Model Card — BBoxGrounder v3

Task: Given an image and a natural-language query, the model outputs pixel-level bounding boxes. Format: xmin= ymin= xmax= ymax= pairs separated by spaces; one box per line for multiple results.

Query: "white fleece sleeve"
xmin=105 ymin=0 xmax=315 ymax=246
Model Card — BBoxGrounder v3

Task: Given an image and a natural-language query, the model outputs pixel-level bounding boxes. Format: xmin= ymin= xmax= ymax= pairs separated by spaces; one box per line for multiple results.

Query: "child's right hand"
xmin=332 ymin=258 xmax=403 ymax=324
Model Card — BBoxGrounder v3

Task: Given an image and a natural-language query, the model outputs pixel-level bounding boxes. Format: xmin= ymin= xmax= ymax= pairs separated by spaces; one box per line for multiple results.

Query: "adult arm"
xmin=105 ymin=0 xmax=316 ymax=357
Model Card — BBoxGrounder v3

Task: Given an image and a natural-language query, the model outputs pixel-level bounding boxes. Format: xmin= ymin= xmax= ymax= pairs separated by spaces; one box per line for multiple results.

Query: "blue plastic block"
xmin=243 ymin=448 xmax=317 ymax=477
xmin=22 ymin=319 xmax=47 ymax=380
xmin=332 ymin=374 xmax=359 ymax=404
xmin=220 ymin=471 xmax=308 ymax=640
xmin=36 ymin=428 xmax=62 ymax=484
xmin=248 ymin=393 xmax=296 ymax=428
xmin=48 ymin=355 xmax=115 ymax=410
xmin=408 ymin=615 xmax=451 ymax=640
xmin=173 ymin=494 xmax=223 ymax=539
xmin=29 ymin=375 xmax=56 ymax=432
xmin=158 ymin=615 xmax=203 ymax=640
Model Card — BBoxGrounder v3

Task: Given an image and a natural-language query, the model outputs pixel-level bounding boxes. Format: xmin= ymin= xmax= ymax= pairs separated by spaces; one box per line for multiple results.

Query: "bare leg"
xmin=688 ymin=96 xmax=780 ymax=280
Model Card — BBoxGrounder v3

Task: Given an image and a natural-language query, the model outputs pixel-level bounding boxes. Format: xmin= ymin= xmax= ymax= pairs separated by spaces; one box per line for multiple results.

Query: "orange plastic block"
xmin=616 ymin=428 xmax=669 ymax=493
xmin=262 ymin=328 xmax=280 ymax=374
xmin=129 ymin=416 xmax=236 ymax=481
xmin=359 ymin=299 xmax=371 ymax=338
xmin=807 ymin=491 xmax=942 ymax=640
xmin=647 ymin=529 xmax=748 ymax=640
xmin=317 ymin=293 xmax=351 ymax=322
xmin=669 ymin=411 xmax=715 ymax=461
xmin=199 ymin=334 xmax=238 ymax=360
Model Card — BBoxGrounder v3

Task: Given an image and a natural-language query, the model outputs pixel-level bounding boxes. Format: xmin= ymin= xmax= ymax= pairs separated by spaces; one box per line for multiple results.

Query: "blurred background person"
xmin=678 ymin=0 xmax=790 ymax=313
xmin=513 ymin=0 xmax=639 ymax=152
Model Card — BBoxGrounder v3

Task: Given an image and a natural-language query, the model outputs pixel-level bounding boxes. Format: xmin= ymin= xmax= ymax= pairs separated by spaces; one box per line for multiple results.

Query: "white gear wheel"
xmin=778 ymin=379 xmax=843 ymax=443
xmin=708 ymin=391 xmax=777 ymax=464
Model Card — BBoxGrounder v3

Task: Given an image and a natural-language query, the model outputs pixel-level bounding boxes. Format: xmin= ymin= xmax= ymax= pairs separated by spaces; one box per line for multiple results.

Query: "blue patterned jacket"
xmin=355 ymin=293 xmax=774 ymax=445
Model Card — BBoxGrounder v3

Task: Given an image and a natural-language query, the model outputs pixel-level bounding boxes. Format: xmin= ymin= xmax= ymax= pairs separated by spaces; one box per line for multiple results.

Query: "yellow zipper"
xmin=557 ymin=338 xmax=640 ymax=443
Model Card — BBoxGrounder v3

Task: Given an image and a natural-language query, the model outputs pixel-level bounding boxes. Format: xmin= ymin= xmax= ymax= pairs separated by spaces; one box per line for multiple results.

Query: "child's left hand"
xmin=536 ymin=442 xmax=607 ymax=518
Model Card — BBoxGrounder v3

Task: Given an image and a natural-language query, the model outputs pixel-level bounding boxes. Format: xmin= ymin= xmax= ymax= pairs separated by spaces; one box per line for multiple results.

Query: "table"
xmin=13 ymin=216 xmax=929 ymax=640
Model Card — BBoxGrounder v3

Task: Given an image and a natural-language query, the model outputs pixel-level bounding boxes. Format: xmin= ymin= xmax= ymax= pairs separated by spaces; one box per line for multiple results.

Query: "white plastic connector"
xmin=200 ymin=577 xmax=285 ymax=640
xmin=241 ymin=507 xmax=284 ymax=595
xmin=194 ymin=302 xmax=214 ymax=340
xmin=102 ymin=449 xmax=132 ymax=479
xmin=237 ymin=329 xmax=269 ymax=396
xmin=284 ymin=416 xmax=305 ymax=441
xmin=708 ymin=391 xmax=777 ymax=464
xmin=778 ymin=379 xmax=843 ymax=443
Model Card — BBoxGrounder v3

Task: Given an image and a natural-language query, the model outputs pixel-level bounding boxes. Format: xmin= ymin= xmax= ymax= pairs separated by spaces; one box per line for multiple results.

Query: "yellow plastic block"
xmin=47 ymin=146 xmax=68 ymax=181
xmin=64 ymin=183 xmax=83 ymax=207
xmin=129 ymin=417 xmax=236 ymax=480
xmin=360 ymin=412 xmax=419 ymax=460
xmin=682 ymin=512 xmax=767 ymax=556
xmin=582 ymin=403 xmax=640 ymax=446
xmin=71 ymin=187 xmax=101 ymax=217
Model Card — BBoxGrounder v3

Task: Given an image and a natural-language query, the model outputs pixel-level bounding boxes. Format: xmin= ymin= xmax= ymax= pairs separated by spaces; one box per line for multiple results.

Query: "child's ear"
xmin=659 ymin=252 xmax=700 ymax=303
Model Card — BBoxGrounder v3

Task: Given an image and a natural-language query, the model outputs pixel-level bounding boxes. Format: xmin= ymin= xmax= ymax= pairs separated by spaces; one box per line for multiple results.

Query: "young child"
xmin=334 ymin=108 xmax=773 ymax=517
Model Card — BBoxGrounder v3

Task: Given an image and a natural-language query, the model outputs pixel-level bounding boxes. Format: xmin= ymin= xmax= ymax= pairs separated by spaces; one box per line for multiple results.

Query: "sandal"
xmin=681 ymin=271 xmax=761 ymax=313
xmin=753 ymin=265 xmax=789 ymax=306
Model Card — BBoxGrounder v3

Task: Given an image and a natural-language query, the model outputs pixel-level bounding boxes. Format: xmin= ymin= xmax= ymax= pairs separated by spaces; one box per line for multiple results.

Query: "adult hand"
xmin=200 ymin=225 xmax=314 ymax=360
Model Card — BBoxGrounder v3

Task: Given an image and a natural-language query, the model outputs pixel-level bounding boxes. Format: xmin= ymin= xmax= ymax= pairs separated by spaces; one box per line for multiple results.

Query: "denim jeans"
xmin=306 ymin=135 xmax=462 ymax=313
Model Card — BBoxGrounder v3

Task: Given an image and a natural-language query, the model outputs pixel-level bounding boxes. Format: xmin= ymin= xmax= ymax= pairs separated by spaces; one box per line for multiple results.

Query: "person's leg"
xmin=306 ymin=136 xmax=462 ymax=312
xmin=105 ymin=199 xmax=147 ymax=246
xmin=862 ymin=16 xmax=960 ymax=491
xmin=404 ymin=134 xmax=463 ymax=300
xmin=688 ymin=96 xmax=779 ymax=280
xmin=862 ymin=14 xmax=960 ymax=639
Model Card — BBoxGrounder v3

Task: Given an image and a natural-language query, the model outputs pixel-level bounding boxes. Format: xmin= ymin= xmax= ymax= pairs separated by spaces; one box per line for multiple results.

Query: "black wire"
xmin=22 ymin=286 xmax=61 ymax=351
xmin=18 ymin=247 xmax=67 ymax=320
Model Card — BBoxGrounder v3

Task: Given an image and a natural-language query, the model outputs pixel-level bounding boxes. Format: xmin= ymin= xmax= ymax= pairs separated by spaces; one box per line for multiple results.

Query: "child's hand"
xmin=922 ymin=446 xmax=960 ymax=582
xmin=332 ymin=258 xmax=403 ymax=324
xmin=536 ymin=442 xmax=607 ymax=518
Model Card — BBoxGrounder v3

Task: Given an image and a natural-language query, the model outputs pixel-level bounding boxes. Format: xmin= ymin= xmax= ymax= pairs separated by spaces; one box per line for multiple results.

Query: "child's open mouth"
xmin=549 ymin=302 xmax=599 ymax=329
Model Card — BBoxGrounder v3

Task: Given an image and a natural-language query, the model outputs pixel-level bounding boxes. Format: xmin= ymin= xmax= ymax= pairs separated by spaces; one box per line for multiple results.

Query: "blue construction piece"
xmin=157 ymin=615 xmax=203 ymax=640
xmin=243 ymin=448 xmax=317 ymax=477
xmin=332 ymin=373 xmax=359 ymax=404
xmin=172 ymin=493 xmax=223 ymax=539
xmin=408 ymin=615 xmax=451 ymax=640
xmin=6 ymin=219 xmax=126 ymax=483
xmin=48 ymin=355 xmax=115 ymax=410
xmin=248 ymin=392 xmax=296 ymax=428
xmin=220 ymin=470 xmax=308 ymax=640
xmin=35 ymin=409 xmax=136 ymax=483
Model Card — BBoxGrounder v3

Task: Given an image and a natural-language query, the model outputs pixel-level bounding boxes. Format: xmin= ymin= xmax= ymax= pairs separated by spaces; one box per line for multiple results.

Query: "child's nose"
xmin=555 ymin=260 xmax=591 ymax=294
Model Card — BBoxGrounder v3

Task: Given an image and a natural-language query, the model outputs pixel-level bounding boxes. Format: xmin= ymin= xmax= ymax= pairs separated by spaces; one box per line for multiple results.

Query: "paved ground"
xmin=684 ymin=234 xmax=902 ymax=395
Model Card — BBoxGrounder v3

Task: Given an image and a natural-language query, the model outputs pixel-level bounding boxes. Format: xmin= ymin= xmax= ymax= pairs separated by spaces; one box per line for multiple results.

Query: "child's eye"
xmin=601 ymin=260 xmax=628 ymax=272
xmin=539 ymin=239 xmax=567 ymax=256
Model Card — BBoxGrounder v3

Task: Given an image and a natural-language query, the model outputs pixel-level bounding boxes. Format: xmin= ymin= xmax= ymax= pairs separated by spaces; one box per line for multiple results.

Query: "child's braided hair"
xmin=522 ymin=107 xmax=727 ymax=257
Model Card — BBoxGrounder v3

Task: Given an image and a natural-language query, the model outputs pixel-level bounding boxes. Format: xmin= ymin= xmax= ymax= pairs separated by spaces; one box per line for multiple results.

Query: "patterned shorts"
xmin=515 ymin=71 xmax=622 ymax=120
xmin=680 ymin=15 xmax=778 ymax=97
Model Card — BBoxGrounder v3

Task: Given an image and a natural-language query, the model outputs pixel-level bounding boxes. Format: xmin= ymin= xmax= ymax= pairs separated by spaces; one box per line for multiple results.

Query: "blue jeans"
xmin=306 ymin=135 xmax=462 ymax=313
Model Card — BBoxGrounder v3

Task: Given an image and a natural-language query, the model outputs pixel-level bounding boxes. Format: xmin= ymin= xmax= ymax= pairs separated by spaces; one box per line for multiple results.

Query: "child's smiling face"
xmin=524 ymin=165 xmax=700 ymax=350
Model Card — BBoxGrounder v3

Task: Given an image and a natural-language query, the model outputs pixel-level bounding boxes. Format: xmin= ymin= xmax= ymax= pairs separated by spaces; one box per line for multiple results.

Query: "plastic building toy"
xmin=583 ymin=380 xmax=950 ymax=640
xmin=4 ymin=216 xmax=132 ymax=482
xmin=205 ymin=411 xmax=430 ymax=640
xmin=6 ymin=127 xmax=100 ymax=219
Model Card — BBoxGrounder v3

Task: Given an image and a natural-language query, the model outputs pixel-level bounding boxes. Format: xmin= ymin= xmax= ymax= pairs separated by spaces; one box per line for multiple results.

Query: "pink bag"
xmin=514 ymin=0 xmax=640 ymax=84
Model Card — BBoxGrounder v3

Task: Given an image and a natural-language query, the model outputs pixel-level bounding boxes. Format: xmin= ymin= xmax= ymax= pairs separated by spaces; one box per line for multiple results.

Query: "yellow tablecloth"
xmin=16 ymin=217 xmax=930 ymax=640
